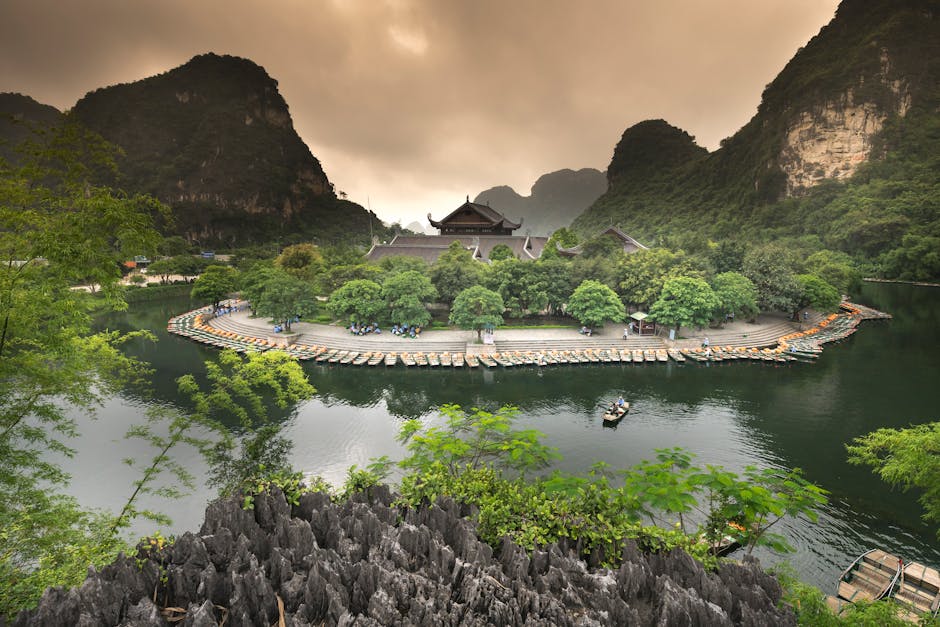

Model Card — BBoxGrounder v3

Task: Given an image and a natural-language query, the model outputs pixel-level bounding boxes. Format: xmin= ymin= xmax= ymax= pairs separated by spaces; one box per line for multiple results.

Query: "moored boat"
xmin=892 ymin=560 xmax=940 ymax=621
xmin=828 ymin=549 xmax=902 ymax=615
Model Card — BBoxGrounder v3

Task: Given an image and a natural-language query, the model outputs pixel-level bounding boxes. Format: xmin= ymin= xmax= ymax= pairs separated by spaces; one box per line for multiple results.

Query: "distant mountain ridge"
xmin=2 ymin=54 xmax=386 ymax=248
xmin=573 ymin=0 xmax=939 ymax=279
xmin=474 ymin=168 xmax=607 ymax=236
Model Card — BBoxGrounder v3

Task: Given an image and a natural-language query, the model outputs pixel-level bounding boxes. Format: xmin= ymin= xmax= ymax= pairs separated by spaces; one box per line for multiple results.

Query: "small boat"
xmin=340 ymin=351 xmax=358 ymax=365
xmin=368 ymin=353 xmax=384 ymax=366
xmin=427 ymin=353 xmax=440 ymax=367
xmin=329 ymin=350 xmax=347 ymax=364
xmin=656 ymin=349 xmax=668 ymax=362
xmin=316 ymin=349 xmax=337 ymax=363
xmin=352 ymin=352 xmax=370 ymax=366
xmin=620 ymin=349 xmax=632 ymax=363
xmin=441 ymin=352 xmax=453 ymax=367
xmin=465 ymin=354 xmax=479 ymax=368
xmin=632 ymin=349 xmax=644 ymax=363
xmin=453 ymin=352 xmax=465 ymax=367
xmin=414 ymin=352 xmax=429 ymax=367
xmin=478 ymin=354 xmax=497 ymax=368
xmin=384 ymin=352 xmax=398 ymax=367
xmin=603 ymin=401 xmax=630 ymax=423
xmin=892 ymin=559 xmax=940 ymax=621
xmin=644 ymin=350 xmax=656 ymax=363
xmin=667 ymin=348 xmax=686 ymax=363
xmin=401 ymin=353 xmax=416 ymax=367
xmin=828 ymin=549 xmax=901 ymax=615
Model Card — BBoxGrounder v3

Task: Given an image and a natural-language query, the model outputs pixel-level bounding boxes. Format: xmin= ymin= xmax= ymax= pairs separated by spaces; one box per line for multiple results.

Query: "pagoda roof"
xmin=428 ymin=199 xmax=522 ymax=231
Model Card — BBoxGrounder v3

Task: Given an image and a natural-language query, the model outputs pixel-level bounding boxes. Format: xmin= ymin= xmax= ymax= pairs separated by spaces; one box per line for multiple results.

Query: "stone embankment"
xmin=167 ymin=301 xmax=888 ymax=368
xmin=16 ymin=487 xmax=795 ymax=626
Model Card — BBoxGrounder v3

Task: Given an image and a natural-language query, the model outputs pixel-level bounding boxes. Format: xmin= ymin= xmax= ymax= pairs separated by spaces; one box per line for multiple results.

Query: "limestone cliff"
xmin=70 ymin=53 xmax=380 ymax=247
xmin=15 ymin=487 xmax=795 ymax=626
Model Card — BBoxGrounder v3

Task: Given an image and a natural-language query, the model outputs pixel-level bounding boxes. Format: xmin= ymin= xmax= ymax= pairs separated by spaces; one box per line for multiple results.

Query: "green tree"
xmin=847 ymin=421 xmax=940 ymax=538
xmin=488 ymin=243 xmax=516 ymax=261
xmin=742 ymin=244 xmax=801 ymax=313
xmin=251 ymin=271 xmax=318 ymax=331
xmin=275 ymin=242 xmax=323 ymax=281
xmin=567 ymin=280 xmax=625 ymax=328
xmin=145 ymin=256 xmax=189 ymax=285
xmin=382 ymin=270 xmax=437 ymax=327
xmin=0 ymin=123 xmax=164 ymax=617
xmin=191 ymin=264 xmax=238 ymax=309
xmin=710 ymin=272 xmax=759 ymax=321
xmin=375 ymin=255 xmax=429 ymax=277
xmin=540 ymin=227 xmax=579 ymax=260
xmin=158 ymin=235 xmax=191 ymax=257
xmin=795 ymin=274 xmax=841 ymax=315
xmin=449 ymin=285 xmax=505 ymax=342
xmin=708 ymin=240 xmax=748 ymax=274
xmin=648 ymin=276 xmax=719 ymax=333
xmin=616 ymin=248 xmax=706 ymax=310
xmin=533 ymin=258 xmax=575 ymax=315
xmin=804 ymin=249 xmax=861 ymax=294
xmin=327 ymin=279 xmax=384 ymax=325
xmin=430 ymin=241 xmax=482 ymax=304
xmin=482 ymin=259 xmax=548 ymax=317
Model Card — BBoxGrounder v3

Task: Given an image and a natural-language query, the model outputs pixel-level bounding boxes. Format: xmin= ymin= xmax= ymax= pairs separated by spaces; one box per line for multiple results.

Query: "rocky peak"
xmin=607 ymin=120 xmax=706 ymax=187
xmin=70 ymin=52 xmax=338 ymax=245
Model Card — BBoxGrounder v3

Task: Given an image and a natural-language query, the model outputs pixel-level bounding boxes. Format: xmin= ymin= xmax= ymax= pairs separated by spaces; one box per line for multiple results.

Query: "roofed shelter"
xmin=366 ymin=198 xmax=547 ymax=264
xmin=429 ymin=197 xmax=521 ymax=235
xmin=556 ymin=226 xmax=648 ymax=257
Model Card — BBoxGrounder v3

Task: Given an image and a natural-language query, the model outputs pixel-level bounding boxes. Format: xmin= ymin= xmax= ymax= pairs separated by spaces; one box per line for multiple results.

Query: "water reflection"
xmin=79 ymin=284 xmax=940 ymax=592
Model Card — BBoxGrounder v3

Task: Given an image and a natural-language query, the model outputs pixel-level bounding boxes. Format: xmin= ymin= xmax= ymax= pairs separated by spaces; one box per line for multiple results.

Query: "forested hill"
xmin=573 ymin=0 xmax=940 ymax=280
xmin=68 ymin=53 xmax=385 ymax=248
xmin=474 ymin=168 xmax=607 ymax=236
xmin=0 ymin=93 xmax=63 ymax=163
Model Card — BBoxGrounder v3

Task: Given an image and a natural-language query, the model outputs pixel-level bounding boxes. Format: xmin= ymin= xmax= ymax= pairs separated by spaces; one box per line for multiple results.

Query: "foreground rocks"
xmin=16 ymin=487 xmax=795 ymax=626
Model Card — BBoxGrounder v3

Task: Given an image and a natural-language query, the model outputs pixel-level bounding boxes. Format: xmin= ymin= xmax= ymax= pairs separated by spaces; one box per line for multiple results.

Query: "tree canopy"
xmin=430 ymin=241 xmax=481 ymax=304
xmin=449 ymin=285 xmax=505 ymax=342
xmin=191 ymin=265 xmax=238 ymax=309
xmin=327 ymin=279 xmax=384 ymax=325
xmin=566 ymin=280 xmax=625 ymax=328
xmin=648 ymin=276 xmax=719 ymax=332
xmin=710 ymin=272 xmax=759 ymax=321
xmin=382 ymin=270 xmax=437 ymax=327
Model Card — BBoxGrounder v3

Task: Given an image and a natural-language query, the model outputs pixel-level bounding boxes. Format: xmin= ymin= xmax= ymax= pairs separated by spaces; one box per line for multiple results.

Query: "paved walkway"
xmin=201 ymin=306 xmax=824 ymax=353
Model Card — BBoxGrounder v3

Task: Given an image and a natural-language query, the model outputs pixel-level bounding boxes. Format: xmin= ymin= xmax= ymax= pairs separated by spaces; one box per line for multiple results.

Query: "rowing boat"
xmin=603 ymin=402 xmax=630 ymax=422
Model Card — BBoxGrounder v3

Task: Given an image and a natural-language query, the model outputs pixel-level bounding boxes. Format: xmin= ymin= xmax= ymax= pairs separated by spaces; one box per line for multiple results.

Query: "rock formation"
xmin=16 ymin=486 xmax=794 ymax=626
xmin=475 ymin=168 xmax=607 ymax=236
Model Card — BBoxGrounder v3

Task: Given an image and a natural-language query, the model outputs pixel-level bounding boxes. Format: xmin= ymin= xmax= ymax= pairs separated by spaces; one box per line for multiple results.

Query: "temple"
xmin=366 ymin=198 xmax=548 ymax=264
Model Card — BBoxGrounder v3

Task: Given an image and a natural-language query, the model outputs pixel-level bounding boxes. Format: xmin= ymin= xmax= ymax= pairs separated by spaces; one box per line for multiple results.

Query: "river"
xmin=59 ymin=281 xmax=940 ymax=592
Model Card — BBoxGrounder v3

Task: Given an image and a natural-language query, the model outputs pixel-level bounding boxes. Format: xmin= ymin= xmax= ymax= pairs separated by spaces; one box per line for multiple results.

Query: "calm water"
xmin=61 ymin=282 xmax=940 ymax=592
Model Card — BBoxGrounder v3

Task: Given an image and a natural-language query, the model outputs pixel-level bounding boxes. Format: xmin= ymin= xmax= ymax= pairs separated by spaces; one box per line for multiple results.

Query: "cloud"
xmin=0 ymin=0 xmax=840 ymax=224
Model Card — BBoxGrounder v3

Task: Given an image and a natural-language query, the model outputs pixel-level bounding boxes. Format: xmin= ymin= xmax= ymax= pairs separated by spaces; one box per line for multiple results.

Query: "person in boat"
xmin=616 ymin=396 xmax=625 ymax=408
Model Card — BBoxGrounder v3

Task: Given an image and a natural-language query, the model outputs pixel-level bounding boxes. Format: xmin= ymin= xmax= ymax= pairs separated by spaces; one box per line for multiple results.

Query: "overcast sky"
xmin=1 ymin=0 xmax=840 ymax=226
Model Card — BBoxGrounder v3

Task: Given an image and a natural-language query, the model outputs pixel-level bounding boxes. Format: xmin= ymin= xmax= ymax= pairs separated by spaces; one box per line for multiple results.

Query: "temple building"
xmin=366 ymin=198 xmax=548 ymax=264
xmin=365 ymin=198 xmax=646 ymax=264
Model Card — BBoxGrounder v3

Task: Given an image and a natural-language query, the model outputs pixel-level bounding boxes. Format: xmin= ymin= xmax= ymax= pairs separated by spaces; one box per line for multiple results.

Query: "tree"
xmin=533 ymin=258 xmax=574 ymax=316
xmin=275 ymin=243 xmax=323 ymax=281
xmin=482 ymin=259 xmax=548 ymax=318
xmin=0 ymin=122 xmax=164 ymax=616
xmin=430 ymin=241 xmax=482 ymax=304
xmin=847 ymin=421 xmax=940 ymax=538
xmin=648 ymin=276 xmax=719 ymax=333
xmin=616 ymin=248 xmax=706 ymax=310
xmin=382 ymin=270 xmax=438 ymax=327
xmin=251 ymin=271 xmax=318 ymax=331
xmin=742 ymin=244 xmax=801 ymax=313
xmin=567 ymin=280 xmax=625 ymax=328
xmin=449 ymin=285 xmax=505 ymax=342
xmin=488 ymin=243 xmax=516 ymax=261
xmin=327 ymin=279 xmax=384 ymax=325
xmin=146 ymin=256 xmax=189 ymax=285
xmin=191 ymin=265 xmax=238 ymax=309
xmin=804 ymin=249 xmax=861 ymax=294
xmin=795 ymin=274 xmax=841 ymax=315
xmin=708 ymin=240 xmax=748 ymax=274
xmin=375 ymin=255 xmax=429 ymax=277
xmin=710 ymin=272 xmax=759 ymax=321
xmin=540 ymin=227 xmax=579 ymax=260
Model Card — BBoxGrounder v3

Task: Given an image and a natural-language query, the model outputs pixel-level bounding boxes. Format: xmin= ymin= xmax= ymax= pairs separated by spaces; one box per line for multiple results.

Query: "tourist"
xmin=623 ymin=327 xmax=629 ymax=339
xmin=616 ymin=396 xmax=625 ymax=407
xmin=702 ymin=336 xmax=709 ymax=348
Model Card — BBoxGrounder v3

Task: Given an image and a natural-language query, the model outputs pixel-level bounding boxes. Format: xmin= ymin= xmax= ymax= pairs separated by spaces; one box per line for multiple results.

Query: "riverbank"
xmin=166 ymin=302 xmax=888 ymax=368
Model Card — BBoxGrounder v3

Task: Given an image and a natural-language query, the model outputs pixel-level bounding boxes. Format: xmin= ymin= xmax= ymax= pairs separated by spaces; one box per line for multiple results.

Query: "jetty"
xmin=167 ymin=300 xmax=890 ymax=370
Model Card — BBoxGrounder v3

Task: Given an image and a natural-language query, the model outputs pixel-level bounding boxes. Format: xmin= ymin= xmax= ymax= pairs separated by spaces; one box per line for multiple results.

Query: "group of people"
xmin=607 ymin=396 xmax=627 ymax=415
xmin=349 ymin=322 xmax=381 ymax=336
xmin=391 ymin=324 xmax=421 ymax=338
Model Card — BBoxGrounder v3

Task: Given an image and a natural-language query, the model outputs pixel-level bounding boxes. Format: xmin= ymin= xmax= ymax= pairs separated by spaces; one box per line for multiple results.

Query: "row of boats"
xmin=829 ymin=549 xmax=939 ymax=622
xmin=167 ymin=301 xmax=888 ymax=368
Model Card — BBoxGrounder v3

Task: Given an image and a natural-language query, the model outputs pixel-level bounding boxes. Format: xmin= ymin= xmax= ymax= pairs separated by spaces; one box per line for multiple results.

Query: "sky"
xmin=1 ymin=0 xmax=841 ymax=227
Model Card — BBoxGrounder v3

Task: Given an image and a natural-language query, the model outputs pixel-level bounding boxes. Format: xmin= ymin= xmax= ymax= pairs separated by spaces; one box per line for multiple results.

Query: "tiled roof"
xmin=365 ymin=235 xmax=549 ymax=264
